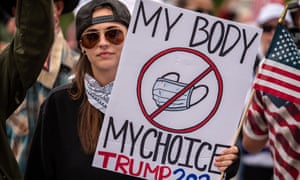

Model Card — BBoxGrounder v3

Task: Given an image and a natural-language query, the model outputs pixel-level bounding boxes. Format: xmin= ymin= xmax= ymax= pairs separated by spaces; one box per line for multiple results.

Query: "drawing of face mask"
xmin=152 ymin=72 xmax=209 ymax=111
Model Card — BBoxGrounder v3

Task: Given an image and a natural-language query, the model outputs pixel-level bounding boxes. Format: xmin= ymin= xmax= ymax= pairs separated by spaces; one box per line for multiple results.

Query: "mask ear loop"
xmin=189 ymin=84 xmax=209 ymax=107
xmin=161 ymin=72 xmax=180 ymax=82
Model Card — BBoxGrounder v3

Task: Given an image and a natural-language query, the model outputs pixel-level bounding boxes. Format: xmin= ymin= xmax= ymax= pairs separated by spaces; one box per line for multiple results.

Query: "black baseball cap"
xmin=75 ymin=0 xmax=131 ymax=42
xmin=2 ymin=0 xmax=79 ymax=16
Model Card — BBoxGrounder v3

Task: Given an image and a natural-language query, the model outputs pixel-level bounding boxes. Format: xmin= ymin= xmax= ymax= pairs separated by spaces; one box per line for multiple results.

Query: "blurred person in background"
xmin=66 ymin=21 xmax=80 ymax=53
xmin=0 ymin=0 xmax=54 ymax=179
xmin=0 ymin=5 xmax=15 ymax=52
xmin=175 ymin=0 xmax=215 ymax=15
xmin=239 ymin=3 xmax=294 ymax=180
xmin=3 ymin=0 xmax=79 ymax=174
xmin=257 ymin=3 xmax=293 ymax=59
xmin=289 ymin=0 xmax=300 ymax=49
xmin=217 ymin=0 xmax=254 ymax=23
xmin=250 ymin=0 xmax=284 ymax=22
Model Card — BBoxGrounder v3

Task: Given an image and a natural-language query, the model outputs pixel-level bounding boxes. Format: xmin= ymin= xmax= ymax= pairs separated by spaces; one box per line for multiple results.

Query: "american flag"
xmin=253 ymin=24 xmax=300 ymax=104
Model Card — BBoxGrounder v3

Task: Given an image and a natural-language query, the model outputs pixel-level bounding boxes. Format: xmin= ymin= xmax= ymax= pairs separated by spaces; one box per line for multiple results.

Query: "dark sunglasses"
xmin=80 ymin=28 xmax=125 ymax=49
xmin=261 ymin=24 xmax=277 ymax=33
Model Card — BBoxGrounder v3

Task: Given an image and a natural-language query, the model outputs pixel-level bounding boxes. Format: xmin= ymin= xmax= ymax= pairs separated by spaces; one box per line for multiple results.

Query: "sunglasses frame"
xmin=80 ymin=28 xmax=125 ymax=49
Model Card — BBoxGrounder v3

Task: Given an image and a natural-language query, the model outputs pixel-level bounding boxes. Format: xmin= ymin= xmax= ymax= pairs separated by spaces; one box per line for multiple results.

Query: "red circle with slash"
xmin=137 ymin=47 xmax=223 ymax=133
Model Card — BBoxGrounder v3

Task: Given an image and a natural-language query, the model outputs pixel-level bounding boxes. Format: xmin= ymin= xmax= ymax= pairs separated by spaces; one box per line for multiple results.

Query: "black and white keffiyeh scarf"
xmin=84 ymin=73 xmax=113 ymax=113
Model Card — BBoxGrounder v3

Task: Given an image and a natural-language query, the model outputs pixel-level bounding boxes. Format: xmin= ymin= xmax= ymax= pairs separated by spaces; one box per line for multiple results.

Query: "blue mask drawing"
xmin=152 ymin=72 xmax=208 ymax=111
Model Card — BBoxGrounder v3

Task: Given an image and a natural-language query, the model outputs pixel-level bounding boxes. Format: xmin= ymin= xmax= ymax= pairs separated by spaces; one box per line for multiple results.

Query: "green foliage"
xmin=59 ymin=12 xmax=75 ymax=37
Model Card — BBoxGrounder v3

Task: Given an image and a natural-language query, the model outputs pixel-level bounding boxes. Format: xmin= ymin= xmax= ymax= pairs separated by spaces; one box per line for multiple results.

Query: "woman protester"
xmin=25 ymin=0 xmax=239 ymax=179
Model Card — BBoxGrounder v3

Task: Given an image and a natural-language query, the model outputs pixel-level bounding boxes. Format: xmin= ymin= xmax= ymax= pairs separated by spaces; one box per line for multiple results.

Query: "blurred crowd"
xmin=1 ymin=0 xmax=299 ymax=53
xmin=1 ymin=0 xmax=300 ymax=179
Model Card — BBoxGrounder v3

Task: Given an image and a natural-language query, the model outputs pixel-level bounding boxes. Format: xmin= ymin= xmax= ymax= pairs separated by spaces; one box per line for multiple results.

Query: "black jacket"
xmin=25 ymin=84 xmax=142 ymax=180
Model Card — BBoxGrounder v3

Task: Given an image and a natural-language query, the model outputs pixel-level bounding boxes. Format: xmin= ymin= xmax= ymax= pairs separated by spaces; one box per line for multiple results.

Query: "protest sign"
xmin=92 ymin=0 xmax=262 ymax=179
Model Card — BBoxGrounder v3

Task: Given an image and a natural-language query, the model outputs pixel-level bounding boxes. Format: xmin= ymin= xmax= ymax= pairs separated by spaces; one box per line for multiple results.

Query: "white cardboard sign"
xmin=92 ymin=0 xmax=262 ymax=179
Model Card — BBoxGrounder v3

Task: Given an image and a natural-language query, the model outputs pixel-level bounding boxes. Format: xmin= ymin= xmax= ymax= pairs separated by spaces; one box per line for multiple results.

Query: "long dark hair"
xmin=70 ymin=53 xmax=103 ymax=154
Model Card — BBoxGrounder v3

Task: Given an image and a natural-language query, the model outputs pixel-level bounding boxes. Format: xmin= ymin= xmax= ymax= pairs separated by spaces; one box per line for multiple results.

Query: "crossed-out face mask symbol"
xmin=152 ymin=72 xmax=209 ymax=111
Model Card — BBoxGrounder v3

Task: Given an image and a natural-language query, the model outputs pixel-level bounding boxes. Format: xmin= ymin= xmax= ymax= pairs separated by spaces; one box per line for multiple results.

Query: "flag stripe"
xmin=254 ymin=79 xmax=300 ymax=98
xmin=254 ymin=52 xmax=300 ymax=104
xmin=256 ymin=74 xmax=300 ymax=92
xmin=254 ymin=83 xmax=300 ymax=104
xmin=262 ymin=60 xmax=300 ymax=81
xmin=254 ymin=58 xmax=300 ymax=103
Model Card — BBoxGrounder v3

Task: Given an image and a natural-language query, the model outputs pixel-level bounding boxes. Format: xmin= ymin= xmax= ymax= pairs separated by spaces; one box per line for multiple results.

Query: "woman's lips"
xmin=98 ymin=52 xmax=113 ymax=58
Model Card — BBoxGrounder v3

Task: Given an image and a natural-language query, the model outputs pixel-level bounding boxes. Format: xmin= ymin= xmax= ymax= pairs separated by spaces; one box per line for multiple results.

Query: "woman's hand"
xmin=214 ymin=146 xmax=239 ymax=172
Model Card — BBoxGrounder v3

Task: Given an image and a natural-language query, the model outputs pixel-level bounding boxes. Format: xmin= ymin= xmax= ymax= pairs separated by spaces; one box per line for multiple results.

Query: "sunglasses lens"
xmin=105 ymin=29 xmax=124 ymax=45
xmin=81 ymin=29 xmax=124 ymax=49
xmin=81 ymin=32 xmax=100 ymax=49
